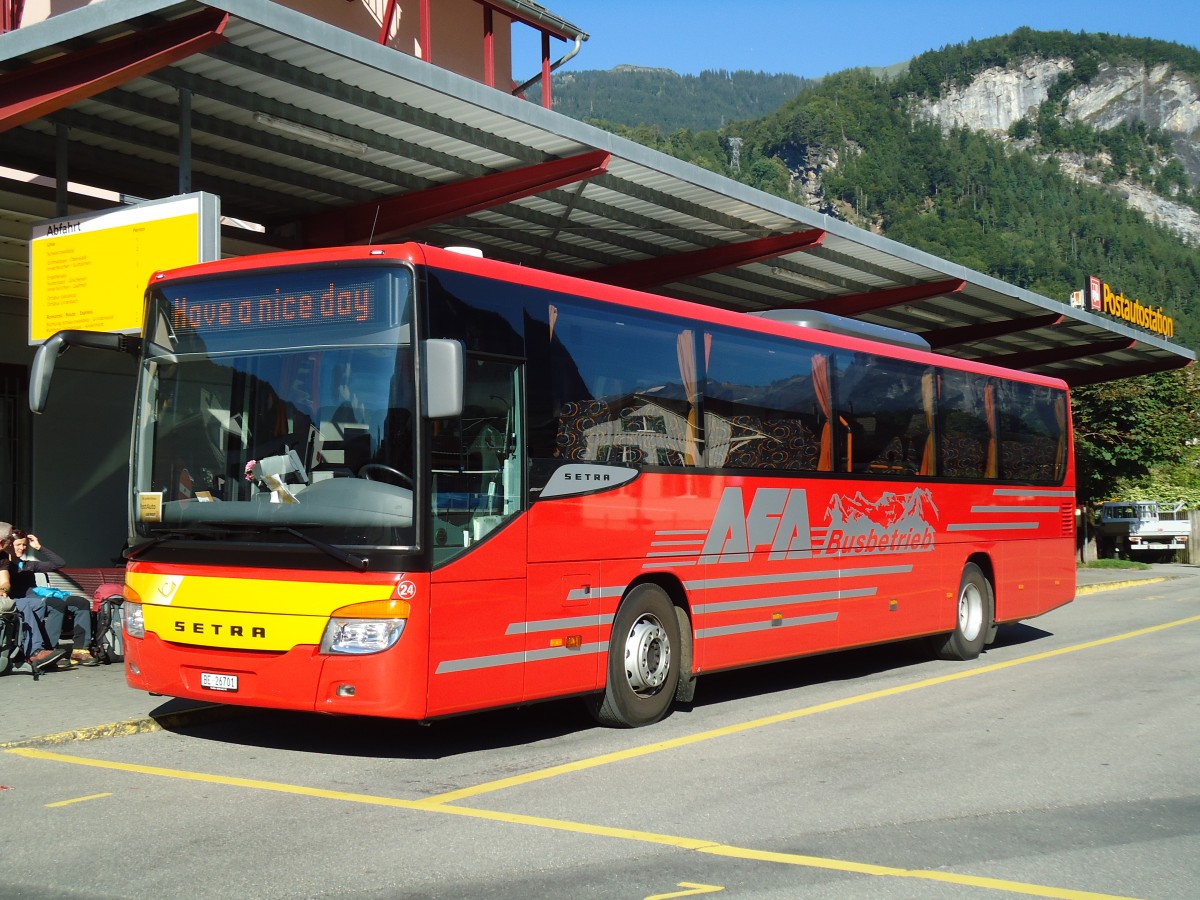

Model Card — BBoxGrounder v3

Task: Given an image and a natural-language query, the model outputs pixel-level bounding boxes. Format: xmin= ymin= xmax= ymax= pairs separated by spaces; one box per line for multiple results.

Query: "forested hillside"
xmin=552 ymin=30 xmax=1200 ymax=503
xmin=740 ymin=69 xmax=1200 ymax=351
xmin=528 ymin=68 xmax=812 ymax=132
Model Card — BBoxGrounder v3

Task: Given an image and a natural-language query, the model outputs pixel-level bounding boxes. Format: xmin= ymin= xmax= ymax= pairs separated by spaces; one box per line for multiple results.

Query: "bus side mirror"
xmin=29 ymin=330 xmax=143 ymax=414
xmin=422 ymin=338 xmax=464 ymax=419
xmin=29 ymin=332 xmax=67 ymax=414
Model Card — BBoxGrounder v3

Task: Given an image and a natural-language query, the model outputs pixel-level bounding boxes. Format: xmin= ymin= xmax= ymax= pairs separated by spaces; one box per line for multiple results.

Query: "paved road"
xmin=2 ymin=565 xmax=1198 ymax=899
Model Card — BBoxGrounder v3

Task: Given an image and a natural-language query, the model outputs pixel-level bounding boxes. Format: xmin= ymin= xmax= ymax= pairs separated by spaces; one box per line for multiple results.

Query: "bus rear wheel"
xmin=588 ymin=584 xmax=680 ymax=728
xmin=930 ymin=563 xmax=992 ymax=661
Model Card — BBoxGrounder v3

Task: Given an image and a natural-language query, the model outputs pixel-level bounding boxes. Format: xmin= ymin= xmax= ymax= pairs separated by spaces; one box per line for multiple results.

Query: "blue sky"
xmin=518 ymin=1 xmax=1200 ymax=77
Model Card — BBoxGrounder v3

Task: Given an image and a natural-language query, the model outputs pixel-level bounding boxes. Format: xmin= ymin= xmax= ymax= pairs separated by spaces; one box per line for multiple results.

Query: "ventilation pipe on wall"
xmin=511 ymin=33 xmax=584 ymax=99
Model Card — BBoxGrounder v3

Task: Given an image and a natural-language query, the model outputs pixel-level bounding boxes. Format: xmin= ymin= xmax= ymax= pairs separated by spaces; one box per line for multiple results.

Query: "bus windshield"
xmin=131 ymin=265 xmax=417 ymax=548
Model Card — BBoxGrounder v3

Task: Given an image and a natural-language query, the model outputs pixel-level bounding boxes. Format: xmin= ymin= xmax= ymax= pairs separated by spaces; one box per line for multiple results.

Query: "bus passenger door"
xmin=427 ymin=523 xmax=528 ymax=717
xmin=523 ymin=562 xmax=603 ymax=702
xmin=426 ymin=359 xmax=528 ymax=718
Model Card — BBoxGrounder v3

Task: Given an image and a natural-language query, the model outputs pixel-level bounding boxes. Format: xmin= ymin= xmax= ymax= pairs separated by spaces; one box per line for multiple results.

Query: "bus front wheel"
xmin=929 ymin=563 xmax=992 ymax=661
xmin=588 ymin=584 xmax=680 ymax=728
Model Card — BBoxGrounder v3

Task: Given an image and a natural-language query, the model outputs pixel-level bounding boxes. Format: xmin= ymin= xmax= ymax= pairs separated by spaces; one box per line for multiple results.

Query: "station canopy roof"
xmin=1 ymin=0 xmax=1194 ymax=386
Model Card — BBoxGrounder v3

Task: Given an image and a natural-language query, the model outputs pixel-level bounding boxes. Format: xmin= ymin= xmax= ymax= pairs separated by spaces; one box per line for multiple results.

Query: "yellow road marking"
xmin=645 ymin=882 xmax=724 ymax=899
xmin=698 ymin=844 xmax=1135 ymax=899
xmin=5 ymin=746 xmax=1139 ymax=899
xmin=8 ymin=613 xmax=1190 ymax=900
xmin=7 ymin=749 xmax=433 ymax=811
xmin=46 ymin=792 xmax=113 ymax=808
xmin=425 ymin=613 xmax=1200 ymax=804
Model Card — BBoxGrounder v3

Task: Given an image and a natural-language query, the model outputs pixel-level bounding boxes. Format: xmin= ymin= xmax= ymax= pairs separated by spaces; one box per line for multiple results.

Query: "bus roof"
xmin=151 ymin=241 xmax=1070 ymax=390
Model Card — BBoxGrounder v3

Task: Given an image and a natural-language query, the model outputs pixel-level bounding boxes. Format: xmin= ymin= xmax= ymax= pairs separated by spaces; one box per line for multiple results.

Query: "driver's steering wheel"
xmin=358 ymin=463 xmax=413 ymax=487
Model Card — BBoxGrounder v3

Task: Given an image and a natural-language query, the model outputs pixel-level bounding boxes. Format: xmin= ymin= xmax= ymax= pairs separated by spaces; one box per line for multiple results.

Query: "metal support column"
xmin=178 ymin=87 xmax=192 ymax=194
xmin=55 ymin=123 xmax=68 ymax=216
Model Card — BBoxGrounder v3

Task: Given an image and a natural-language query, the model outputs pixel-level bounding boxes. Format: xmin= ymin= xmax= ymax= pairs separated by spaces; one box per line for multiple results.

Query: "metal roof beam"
xmin=147 ymin=66 xmax=487 ymax=180
xmin=47 ymin=105 xmax=378 ymax=204
xmin=923 ymin=312 xmax=1065 ymax=349
xmin=297 ymin=150 xmax=611 ymax=247
xmin=1061 ymin=357 xmax=1193 ymax=387
xmin=426 ymin=200 xmax=686 ymax=268
xmin=805 ymin=245 xmax=924 ymax=287
xmin=206 ymin=41 xmax=537 ymax=164
xmin=198 ymin=44 xmax=879 ymax=256
xmin=0 ymin=125 xmax=324 ymax=226
xmin=795 ymin=279 xmax=966 ymax=316
xmin=76 ymin=86 xmax=432 ymax=201
xmin=992 ymin=338 xmax=1137 ymax=371
xmin=166 ymin=48 xmax=795 ymax=255
xmin=590 ymin=229 xmax=826 ymax=290
xmin=0 ymin=8 xmax=228 ymax=133
xmin=424 ymin=214 xmax=810 ymax=313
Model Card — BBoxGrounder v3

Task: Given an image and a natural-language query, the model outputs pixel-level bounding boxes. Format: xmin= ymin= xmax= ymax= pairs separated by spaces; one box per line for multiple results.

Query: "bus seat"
xmin=555 ymin=399 xmax=612 ymax=460
xmin=942 ymin=436 xmax=985 ymax=478
xmin=725 ymin=416 xmax=819 ymax=471
xmin=313 ymin=407 xmax=370 ymax=474
xmin=1000 ymin=436 xmax=1057 ymax=481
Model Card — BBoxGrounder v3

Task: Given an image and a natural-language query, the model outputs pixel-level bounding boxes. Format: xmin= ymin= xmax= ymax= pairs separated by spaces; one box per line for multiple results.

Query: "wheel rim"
xmin=623 ymin=613 xmax=671 ymax=696
xmin=958 ymin=581 xmax=984 ymax=641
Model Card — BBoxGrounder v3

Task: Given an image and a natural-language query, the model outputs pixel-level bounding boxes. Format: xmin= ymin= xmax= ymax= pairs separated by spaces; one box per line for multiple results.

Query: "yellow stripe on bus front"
xmin=126 ymin=570 xmax=393 ymax=616
xmin=142 ymin=604 xmax=323 ymax=651
xmin=128 ymin=570 xmax=401 ymax=651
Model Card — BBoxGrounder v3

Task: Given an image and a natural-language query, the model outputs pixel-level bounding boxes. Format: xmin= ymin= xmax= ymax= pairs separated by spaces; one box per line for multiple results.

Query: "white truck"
xmin=1097 ymin=500 xmax=1191 ymax=560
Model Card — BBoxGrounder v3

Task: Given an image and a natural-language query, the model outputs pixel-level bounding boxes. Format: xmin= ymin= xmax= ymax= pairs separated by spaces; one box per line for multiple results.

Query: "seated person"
xmin=7 ymin=530 xmax=98 ymax=668
xmin=1 ymin=523 xmax=65 ymax=672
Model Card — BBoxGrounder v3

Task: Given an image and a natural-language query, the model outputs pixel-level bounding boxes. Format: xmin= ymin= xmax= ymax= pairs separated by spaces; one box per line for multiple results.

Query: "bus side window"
xmin=703 ymin=329 xmax=823 ymax=472
xmin=996 ymin=381 xmax=1066 ymax=484
xmin=939 ymin=370 xmax=996 ymax=479
xmin=834 ymin=353 xmax=930 ymax=477
xmin=542 ymin=306 xmax=697 ymax=470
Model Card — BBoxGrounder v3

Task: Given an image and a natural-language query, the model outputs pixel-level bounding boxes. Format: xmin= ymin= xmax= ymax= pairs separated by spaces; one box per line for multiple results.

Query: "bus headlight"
xmin=320 ymin=598 xmax=410 ymax=655
xmin=124 ymin=602 xmax=146 ymax=638
xmin=321 ymin=619 xmax=405 ymax=654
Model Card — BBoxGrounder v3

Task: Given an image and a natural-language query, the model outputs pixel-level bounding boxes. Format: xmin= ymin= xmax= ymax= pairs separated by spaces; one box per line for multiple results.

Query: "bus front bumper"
xmin=125 ymin=631 xmax=428 ymax=719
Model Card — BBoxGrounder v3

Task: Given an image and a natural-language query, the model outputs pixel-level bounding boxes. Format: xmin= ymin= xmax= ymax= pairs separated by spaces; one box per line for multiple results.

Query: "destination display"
xmin=169 ymin=280 xmax=379 ymax=333
xmin=161 ymin=267 xmax=399 ymax=341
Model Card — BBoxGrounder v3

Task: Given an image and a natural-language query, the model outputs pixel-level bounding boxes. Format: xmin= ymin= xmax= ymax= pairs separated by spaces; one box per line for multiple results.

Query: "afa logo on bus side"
xmin=699 ymin=486 xmax=938 ymax=563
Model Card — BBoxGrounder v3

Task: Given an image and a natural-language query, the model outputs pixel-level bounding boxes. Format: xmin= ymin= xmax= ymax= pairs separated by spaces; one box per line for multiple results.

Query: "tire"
xmin=930 ymin=563 xmax=992 ymax=661
xmin=587 ymin=584 xmax=681 ymax=728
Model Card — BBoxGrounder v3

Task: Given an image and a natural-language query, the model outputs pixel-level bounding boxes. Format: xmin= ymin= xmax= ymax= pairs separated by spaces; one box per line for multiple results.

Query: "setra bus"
xmin=31 ymin=243 xmax=1075 ymax=727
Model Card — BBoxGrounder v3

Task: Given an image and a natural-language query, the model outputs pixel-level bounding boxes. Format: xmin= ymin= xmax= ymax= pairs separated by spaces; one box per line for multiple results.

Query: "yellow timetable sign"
xmin=28 ymin=194 xmax=218 ymax=343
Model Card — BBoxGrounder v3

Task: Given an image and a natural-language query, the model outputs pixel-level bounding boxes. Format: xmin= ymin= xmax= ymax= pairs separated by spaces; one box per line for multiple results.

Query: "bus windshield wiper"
xmin=273 ymin=526 xmax=369 ymax=572
xmin=125 ymin=526 xmax=234 ymax=559
xmin=130 ymin=524 xmax=368 ymax=571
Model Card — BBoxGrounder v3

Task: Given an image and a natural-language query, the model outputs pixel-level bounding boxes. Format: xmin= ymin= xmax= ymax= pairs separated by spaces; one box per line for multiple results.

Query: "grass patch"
xmin=1081 ymin=558 xmax=1152 ymax=570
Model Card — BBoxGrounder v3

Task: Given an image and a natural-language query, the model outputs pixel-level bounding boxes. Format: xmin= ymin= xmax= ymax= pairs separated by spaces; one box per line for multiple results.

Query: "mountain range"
xmin=543 ymin=29 xmax=1200 ymax=352
xmin=528 ymin=67 xmax=813 ymax=133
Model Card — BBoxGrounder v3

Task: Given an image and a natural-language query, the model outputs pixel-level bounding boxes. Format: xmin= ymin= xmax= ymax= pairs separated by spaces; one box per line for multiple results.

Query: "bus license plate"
xmin=200 ymin=672 xmax=238 ymax=692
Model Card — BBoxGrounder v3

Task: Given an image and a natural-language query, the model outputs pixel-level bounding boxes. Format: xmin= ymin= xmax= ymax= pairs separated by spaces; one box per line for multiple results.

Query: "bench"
xmin=33 ymin=567 xmax=127 ymax=652
xmin=45 ymin=567 xmax=127 ymax=600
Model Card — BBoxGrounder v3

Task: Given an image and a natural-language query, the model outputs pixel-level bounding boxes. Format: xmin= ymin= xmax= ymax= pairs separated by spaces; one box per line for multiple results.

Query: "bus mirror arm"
xmin=30 ymin=329 xmax=143 ymax=414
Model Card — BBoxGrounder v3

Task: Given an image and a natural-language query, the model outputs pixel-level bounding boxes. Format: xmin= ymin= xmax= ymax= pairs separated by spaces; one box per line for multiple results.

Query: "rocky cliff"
xmin=916 ymin=58 xmax=1200 ymax=244
xmin=920 ymin=59 xmax=1072 ymax=133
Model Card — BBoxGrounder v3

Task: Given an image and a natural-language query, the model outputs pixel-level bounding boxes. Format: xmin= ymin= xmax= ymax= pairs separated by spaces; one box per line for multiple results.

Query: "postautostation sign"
xmin=1087 ymin=274 xmax=1175 ymax=339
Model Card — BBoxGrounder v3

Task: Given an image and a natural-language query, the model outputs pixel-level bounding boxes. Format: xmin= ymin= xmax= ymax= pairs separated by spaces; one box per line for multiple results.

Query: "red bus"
xmin=32 ymin=243 xmax=1075 ymax=727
